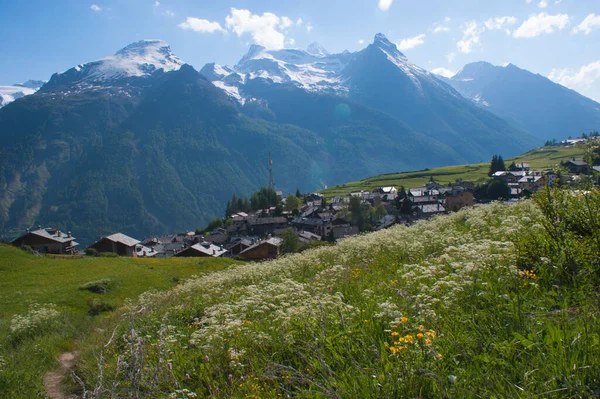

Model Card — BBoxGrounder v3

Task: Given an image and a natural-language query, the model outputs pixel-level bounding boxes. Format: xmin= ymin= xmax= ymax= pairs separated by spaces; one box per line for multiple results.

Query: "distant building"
xmin=239 ymin=237 xmax=282 ymax=260
xmin=518 ymin=175 xmax=545 ymax=193
xmin=11 ymin=227 xmax=78 ymax=254
xmin=445 ymin=190 xmax=475 ymax=212
xmin=88 ymin=233 xmax=143 ymax=257
xmin=175 ymin=242 xmax=227 ymax=258
xmin=566 ymin=160 xmax=588 ymax=174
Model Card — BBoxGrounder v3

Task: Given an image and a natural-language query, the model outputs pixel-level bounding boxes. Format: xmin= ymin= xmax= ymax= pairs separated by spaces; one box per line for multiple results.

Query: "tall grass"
xmin=72 ymin=189 xmax=600 ymax=398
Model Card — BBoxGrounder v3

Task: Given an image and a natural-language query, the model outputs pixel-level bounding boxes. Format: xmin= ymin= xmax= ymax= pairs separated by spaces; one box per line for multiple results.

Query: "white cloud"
xmin=378 ymin=0 xmax=393 ymax=12
xmin=90 ymin=4 xmax=101 ymax=12
xmin=358 ymin=39 xmax=365 ymax=44
xmin=432 ymin=23 xmax=450 ymax=34
xmin=513 ymin=13 xmax=570 ymax=38
xmin=280 ymin=16 xmax=293 ymax=30
xmin=447 ymin=52 xmax=457 ymax=63
xmin=287 ymin=38 xmax=296 ymax=46
xmin=549 ymin=61 xmax=600 ymax=96
xmin=225 ymin=8 xmax=289 ymax=49
xmin=526 ymin=0 xmax=532 ymax=3
xmin=164 ymin=9 xmax=174 ymax=17
xmin=457 ymin=21 xmax=483 ymax=53
xmin=154 ymin=1 xmax=160 ymax=7
xmin=539 ymin=0 xmax=548 ymax=8
xmin=178 ymin=17 xmax=225 ymax=33
xmin=306 ymin=23 xmax=313 ymax=32
xmin=444 ymin=17 xmax=451 ymax=23
xmin=485 ymin=16 xmax=517 ymax=30
xmin=296 ymin=18 xmax=303 ymax=26
xmin=573 ymin=14 xmax=600 ymax=35
xmin=397 ymin=33 xmax=425 ymax=50
xmin=431 ymin=67 xmax=456 ymax=78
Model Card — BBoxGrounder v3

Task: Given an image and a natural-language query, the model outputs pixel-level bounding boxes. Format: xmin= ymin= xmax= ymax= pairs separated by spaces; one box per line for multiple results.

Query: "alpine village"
xmin=2 ymin=4 xmax=600 ymax=398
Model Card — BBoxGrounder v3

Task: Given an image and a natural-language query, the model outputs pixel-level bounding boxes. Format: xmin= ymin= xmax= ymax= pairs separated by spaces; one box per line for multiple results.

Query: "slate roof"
xmin=568 ymin=160 xmax=588 ymax=166
xmin=23 ymin=228 xmax=77 ymax=244
xmin=420 ymin=204 xmax=446 ymax=214
xmin=248 ymin=217 xmax=287 ymax=226
xmin=187 ymin=242 xmax=228 ymax=257
xmin=105 ymin=233 xmax=140 ymax=247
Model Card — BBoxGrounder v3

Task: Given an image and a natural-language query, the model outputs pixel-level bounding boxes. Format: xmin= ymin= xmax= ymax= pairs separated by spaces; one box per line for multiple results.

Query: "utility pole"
xmin=268 ymin=152 xmax=275 ymax=191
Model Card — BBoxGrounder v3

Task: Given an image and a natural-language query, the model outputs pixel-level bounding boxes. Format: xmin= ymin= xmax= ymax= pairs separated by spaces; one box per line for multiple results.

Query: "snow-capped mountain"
xmin=201 ymin=41 xmax=355 ymax=102
xmin=0 ymin=80 xmax=45 ymax=108
xmin=43 ymin=40 xmax=184 ymax=91
xmin=202 ymin=34 xmax=455 ymax=105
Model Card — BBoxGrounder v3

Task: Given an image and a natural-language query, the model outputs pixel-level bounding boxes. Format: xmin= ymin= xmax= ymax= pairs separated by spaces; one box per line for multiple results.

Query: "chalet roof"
xmin=592 ymin=166 xmax=600 ymax=173
xmin=567 ymin=160 xmax=588 ymax=166
xmin=187 ymin=242 xmax=227 ymax=257
xmin=104 ymin=233 xmax=140 ymax=247
xmin=518 ymin=175 xmax=543 ymax=183
xmin=298 ymin=231 xmax=321 ymax=240
xmin=420 ymin=204 xmax=446 ymax=214
xmin=239 ymin=237 xmax=282 ymax=255
xmin=20 ymin=228 xmax=77 ymax=244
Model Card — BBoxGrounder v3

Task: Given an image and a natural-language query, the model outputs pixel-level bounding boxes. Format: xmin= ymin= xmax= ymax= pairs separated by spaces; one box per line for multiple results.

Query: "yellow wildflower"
xmin=417 ymin=333 xmax=424 ymax=339
xmin=401 ymin=317 xmax=408 ymax=323
xmin=391 ymin=331 xmax=399 ymax=337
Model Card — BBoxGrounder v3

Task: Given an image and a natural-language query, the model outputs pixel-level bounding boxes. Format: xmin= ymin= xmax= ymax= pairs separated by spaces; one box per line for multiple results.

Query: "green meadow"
xmin=321 ymin=145 xmax=587 ymax=197
xmin=0 ymin=247 xmax=238 ymax=398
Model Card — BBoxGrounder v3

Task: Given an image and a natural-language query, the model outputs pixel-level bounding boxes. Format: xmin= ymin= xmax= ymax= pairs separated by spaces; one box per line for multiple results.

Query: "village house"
xmin=444 ymin=189 xmax=475 ymax=212
xmin=12 ymin=226 xmax=79 ymax=254
xmin=332 ymin=225 xmax=360 ymax=240
xmin=88 ymin=233 xmax=146 ymax=257
xmin=373 ymin=186 xmax=398 ymax=201
xmin=566 ymin=159 xmax=588 ymax=174
xmin=297 ymin=230 xmax=322 ymax=243
xmin=239 ymin=237 xmax=282 ymax=260
xmin=175 ymin=241 xmax=227 ymax=258
xmin=246 ymin=216 xmax=288 ymax=236
xmin=518 ymin=175 xmax=545 ymax=193
xmin=415 ymin=203 xmax=446 ymax=219
xmin=227 ymin=238 xmax=254 ymax=256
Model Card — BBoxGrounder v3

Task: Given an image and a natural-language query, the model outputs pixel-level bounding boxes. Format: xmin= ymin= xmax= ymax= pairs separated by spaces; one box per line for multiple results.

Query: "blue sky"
xmin=1 ymin=0 xmax=599 ymax=100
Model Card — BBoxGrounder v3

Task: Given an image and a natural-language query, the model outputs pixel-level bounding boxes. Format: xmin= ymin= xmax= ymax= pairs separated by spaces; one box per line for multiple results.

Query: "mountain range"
xmin=0 ymin=34 xmax=594 ymax=244
xmin=437 ymin=62 xmax=600 ymax=141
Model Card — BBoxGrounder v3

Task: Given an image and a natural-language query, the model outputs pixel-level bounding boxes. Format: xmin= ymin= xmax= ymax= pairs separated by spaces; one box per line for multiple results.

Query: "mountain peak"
xmin=372 ymin=33 xmax=405 ymax=58
xmin=454 ymin=61 xmax=497 ymax=80
xmin=306 ymin=42 xmax=329 ymax=57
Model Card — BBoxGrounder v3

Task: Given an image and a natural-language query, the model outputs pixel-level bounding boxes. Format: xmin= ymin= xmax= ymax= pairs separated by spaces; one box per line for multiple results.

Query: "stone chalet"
xmin=239 ymin=237 xmax=282 ymax=260
xmin=12 ymin=227 xmax=79 ymax=254
xmin=444 ymin=189 xmax=475 ymax=212
xmin=88 ymin=233 xmax=150 ymax=257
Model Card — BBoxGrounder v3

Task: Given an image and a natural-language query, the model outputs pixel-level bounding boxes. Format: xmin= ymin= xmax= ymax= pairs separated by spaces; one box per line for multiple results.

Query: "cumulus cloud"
xmin=513 ymin=13 xmax=570 ymax=38
xmin=91 ymin=4 xmax=101 ymax=11
xmin=397 ymin=34 xmax=426 ymax=50
xmin=549 ymin=61 xmax=600 ymax=97
xmin=225 ymin=9 xmax=290 ymax=49
xmin=457 ymin=21 xmax=483 ymax=53
xmin=358 ymin=39 xmax=365 ymax=44
xmin=178 ymin=17 xmax=225 ymax=33
xmin=485 ymin=16 xmax=517 ymax=30
xmin=539 ymin=0 xmax=548 ymax=8
xmin=179 ymin=8 xmax=308 ymax=49
xmin=447 ymin=52 xmax=457 ymax=63
xmin=432 ymin=22 xmax=450 ymax=34
xmin=378 ymin=0 xmax=393 ymax=12
xmin=573 ymin=13 xmax=600 ymax=35
xmin=154 ymin=1 xmax=160 ymax=7
xmin=431 ymin=67 xmax=456 ymax=78
xmin=164 ymin=10 xmax=174 ymax=17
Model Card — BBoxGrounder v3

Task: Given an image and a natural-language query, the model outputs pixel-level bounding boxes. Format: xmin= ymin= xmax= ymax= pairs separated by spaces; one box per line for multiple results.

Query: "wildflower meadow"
xmin=68 ymin=188 xmax=600 ymax=398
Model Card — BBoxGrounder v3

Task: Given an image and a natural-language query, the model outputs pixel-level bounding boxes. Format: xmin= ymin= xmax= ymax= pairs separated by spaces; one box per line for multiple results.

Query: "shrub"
xmin=10 ymin=304 xmax=61 ymax=341
xmin=86 ymin=298 xmax=115 ymax=316
xmin=78 ymin=278 xmax=113 ymax=294
xmin=84 ymin=248 xmax=98 ymax=256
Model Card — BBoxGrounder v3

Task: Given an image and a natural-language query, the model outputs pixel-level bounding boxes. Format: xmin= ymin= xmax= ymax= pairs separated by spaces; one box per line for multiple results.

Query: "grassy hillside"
xmin=61 ymin=189 xmax=600 ymax=398
xmin=322 ymin=145 xmax=586 ymax=197
xmin=0 ymin=246 xmax=238 ymax=398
